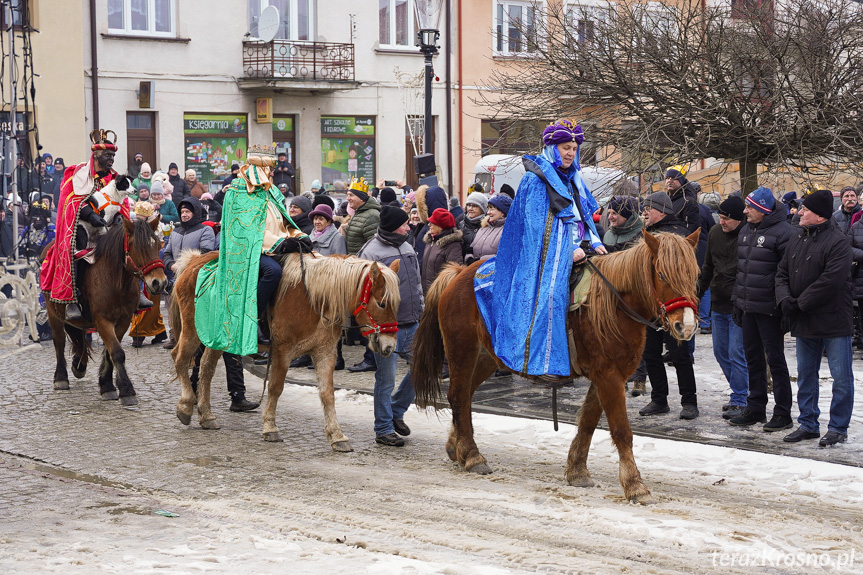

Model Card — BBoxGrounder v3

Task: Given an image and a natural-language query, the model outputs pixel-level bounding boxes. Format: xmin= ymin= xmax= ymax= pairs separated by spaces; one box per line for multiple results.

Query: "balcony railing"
xmin=242 ymin=40 xmax=355 ymax=82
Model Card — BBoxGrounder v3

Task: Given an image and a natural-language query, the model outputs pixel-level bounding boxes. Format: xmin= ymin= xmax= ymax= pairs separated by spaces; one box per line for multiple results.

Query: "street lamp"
xmin=417 ymin=28 xmax=439 ymax=155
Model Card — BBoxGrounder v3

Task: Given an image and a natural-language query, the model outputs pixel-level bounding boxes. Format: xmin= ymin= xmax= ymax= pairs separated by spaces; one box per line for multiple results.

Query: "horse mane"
xmin=278 ymin=253 xmax=401 ymax=324
xmin=586 ymin=232 xmax=699 ymax=347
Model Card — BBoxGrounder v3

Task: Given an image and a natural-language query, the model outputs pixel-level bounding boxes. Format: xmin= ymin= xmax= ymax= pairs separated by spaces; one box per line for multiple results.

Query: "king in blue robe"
xmin=475 ymin=119 xmax=605 ymax=377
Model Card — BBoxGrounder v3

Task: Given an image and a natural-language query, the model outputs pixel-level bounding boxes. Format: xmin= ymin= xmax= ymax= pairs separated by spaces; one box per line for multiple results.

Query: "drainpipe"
xmin=90 ymin=0 xmax=100 ymax=128
xmin=445 ymin=0 xmax=453 ymax=198
xmin=457 ymin=0 xmax=463 ymax=202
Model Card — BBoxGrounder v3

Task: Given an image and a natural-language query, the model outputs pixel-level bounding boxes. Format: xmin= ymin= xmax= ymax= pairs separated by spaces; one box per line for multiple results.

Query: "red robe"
xmin=40 ymin=159 xmax=117 ymax=304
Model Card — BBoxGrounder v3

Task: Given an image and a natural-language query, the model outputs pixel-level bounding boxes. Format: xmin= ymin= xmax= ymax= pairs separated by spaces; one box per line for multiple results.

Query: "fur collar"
xmin=423 ymin=227 xmax=464 ymax=246
xmin=414 ymin=184 xmax=430 ymax=223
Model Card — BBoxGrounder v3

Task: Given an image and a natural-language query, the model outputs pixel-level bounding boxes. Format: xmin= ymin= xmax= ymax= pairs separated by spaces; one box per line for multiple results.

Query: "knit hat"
xmin=664 ymin=164 xmax=688 ymax=184
xmin=168 ymin=162 xmax=178 ymax=171
xmin=379 ymin=205 xmax=409 ymax=233
xmin=185 ymin=168 xmax=196 ymax=179
xmin=380 ymin=187 xmax=397 ymax=204
xmin=137 ymin=183 xmax=150 ymax=193
xmin=290 ymin=196 xmax=312 ymax=214
xmin=802 ymin=188 xmax=834 ymax=219
xmin=488 ymin=194 xmax=512 ymax=216
xmin=140 ymin=162 xmax=151 ymax=175
xmin=718 ymin=196 xmax=745 ymax=221
xmin=469 ymin=182 xmax=484 ymax=194
xmin=405 ymin=191 xmax=416 ymax=204
xmin=608 ymin=196 xmax=637 ymax=220
xmin=642 ymin=191 xmax=674 ymax=215
xmin=200 ymin=192 xmax=214 ymax=201
xmin=781 ymin=191 xmax=797 ymax=205
xmin=150 ymin=180 xmax=164 ymax=196
xmin=745 ymin=186 xmax=775 ymax=214
xmin=428 ymin=207 xmax=456 ymax=230
xmin=449 ymin=196 xmax=461 ymax=209
xmin=312 ymin=194 xmax=335 ymax=210
xmin=499 ymin=183 xmax=515 ymax=198
xmin=465 ymin=191 xmax=488 ymax=213
xmin=310 ymin=179 xmax=322 ymax=191
xmin=348 ymin=178 xmax=370 ymax=202
xmin=308 ymin=204 xmax=335 ymax=222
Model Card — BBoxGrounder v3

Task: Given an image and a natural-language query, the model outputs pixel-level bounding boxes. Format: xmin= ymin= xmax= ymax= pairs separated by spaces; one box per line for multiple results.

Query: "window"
xmin=379 ymin=0 xmax=418 ymax=48
xmin=249 ymin=0 xmax=315 ymax=41
xmin=630 ymin=2 xmax=673 ymax=57
xmin=565 ymin=1 xmax=614 ymax=46
xmin=481 ymin=119 xmax=548 ymax=155
xmin=108 ymin=0 xmax=175 ymax=36
xmin=495 ymin=1 xmax=541 ymax=56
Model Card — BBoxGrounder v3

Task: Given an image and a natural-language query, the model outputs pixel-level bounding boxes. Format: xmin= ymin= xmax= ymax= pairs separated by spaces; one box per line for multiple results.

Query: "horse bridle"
xmin=353 ymin=273 xmax=399 ymax=336
xmin=123 ymin=230 xmax=165 ymax=280
xmin=585 ymin=259 xmax=697 ymax=332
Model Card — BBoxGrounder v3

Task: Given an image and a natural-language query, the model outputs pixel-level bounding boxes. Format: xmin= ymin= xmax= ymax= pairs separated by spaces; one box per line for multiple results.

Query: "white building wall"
xmin=83 ymin=0 xmax=450 ymax=193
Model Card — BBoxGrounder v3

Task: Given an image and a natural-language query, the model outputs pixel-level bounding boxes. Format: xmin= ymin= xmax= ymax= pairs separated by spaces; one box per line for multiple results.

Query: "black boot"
xmin=137 ymin=292 xmax=153 ymax=310
xmin=65 ymin=302 xmax=83 ymax=321
xmin=257 ymin=320 xmax=270 ymax=346
xmin=335 ymin=340 xmax=345 ymax=371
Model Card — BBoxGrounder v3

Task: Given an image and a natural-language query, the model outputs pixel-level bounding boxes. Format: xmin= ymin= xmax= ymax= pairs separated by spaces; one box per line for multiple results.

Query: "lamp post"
xmin=417 ymin=28 xmax=439 ymax=155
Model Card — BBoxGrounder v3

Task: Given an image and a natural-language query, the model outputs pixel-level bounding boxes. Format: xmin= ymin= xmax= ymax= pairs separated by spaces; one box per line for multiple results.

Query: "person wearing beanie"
xmin=149 ymin=180 xmax=179 ymax=224
xmin=199 ymin=191 xmax=222 ymax=223
xmin=663 ymin=164 xmax=700 ymax=235
xmin=287 ymin=195 xmax=314 ymax=234
xmin=603 ymin=196 xmax=643 ymax=253
xmin=459 ymin=191 xmax=487 ymax=254
xmin=356 ymin=204 xmax=424 ymax=446
xmin=222 ymin=163 xmax=240 ymax=188
xmin=729 ymin=185 xmax=795 ymax=431
xmin=402 ymin=190 xmax=416 ymax=213
xmin=466 ymin=194 xmax=510 ymax=264
xmin=128 ymin=152 xmax=144 ymax=179
xmin=499 ymin=183 xmax=515 ymax=199
xmin=379 ymin=187 xmax=399 ymax=207
xmin=310 ymin=179 xmax=322 ymax=193
xmin=167 ymin=162 xmax=190 ymax=200
xmin=136 ymin=184 xmax=150 ymax=203
xmin=132 ymin=161 xmax=152 ymax=193
xmin=184 ymin=168 xmax=207 ymax=199
xmin=696 ymin=195 xmax=749 ymax=420
xmin=421 ymin=208 xmax=463 ymax=294
xmin=638 ymin=189 xmax=699 ymax=420
xmin=775 ymin=187 xmax=854 ymax=446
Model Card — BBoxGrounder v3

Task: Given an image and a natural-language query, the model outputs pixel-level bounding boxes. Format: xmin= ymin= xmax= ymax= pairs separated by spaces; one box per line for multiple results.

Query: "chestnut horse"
xmin=412 ymin=230 xmax=700 ymax=503
xmin=47 ymin=216 xmax=168 ymax=405
xmin=170 ymin=252 xmax=400 ymax=452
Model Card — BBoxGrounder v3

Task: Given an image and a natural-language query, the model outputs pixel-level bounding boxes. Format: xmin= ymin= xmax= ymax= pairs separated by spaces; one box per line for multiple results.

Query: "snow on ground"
xmin=3 ymin=372 xmax=863 ymax=575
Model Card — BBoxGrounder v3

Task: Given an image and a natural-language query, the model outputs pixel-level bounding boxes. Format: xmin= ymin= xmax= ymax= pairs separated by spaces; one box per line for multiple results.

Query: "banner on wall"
xmin=320 ymin=116 xmax=375 ymax=187
xmin=183 ymin=113 xmax=248 ymax=188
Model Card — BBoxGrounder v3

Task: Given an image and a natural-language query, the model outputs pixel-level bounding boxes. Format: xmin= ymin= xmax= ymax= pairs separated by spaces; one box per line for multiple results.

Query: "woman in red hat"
xmin=420 ymin=207 xmax=463 ymax=294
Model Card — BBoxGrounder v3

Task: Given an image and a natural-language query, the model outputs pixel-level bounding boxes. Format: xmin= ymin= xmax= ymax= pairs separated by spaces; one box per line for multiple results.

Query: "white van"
xmin=472 ymin=154 xmax=625 ymax=203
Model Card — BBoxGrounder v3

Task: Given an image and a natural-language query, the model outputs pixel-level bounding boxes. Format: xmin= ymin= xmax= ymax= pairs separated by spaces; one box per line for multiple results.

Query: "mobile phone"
xmin=385 ymin=180 xmax=397 ymax=186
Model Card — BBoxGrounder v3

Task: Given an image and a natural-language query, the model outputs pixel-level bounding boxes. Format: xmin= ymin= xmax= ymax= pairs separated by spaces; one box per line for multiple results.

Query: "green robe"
xmin=194 ymin=177 xmax=298 ymax=355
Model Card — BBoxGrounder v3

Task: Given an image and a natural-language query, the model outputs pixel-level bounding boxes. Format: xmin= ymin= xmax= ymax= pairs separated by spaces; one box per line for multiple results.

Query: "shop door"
xmin=272 ymin=114 xmax=297 ymax=192
xmin=126 ymin=112 xmax=156 ymax=174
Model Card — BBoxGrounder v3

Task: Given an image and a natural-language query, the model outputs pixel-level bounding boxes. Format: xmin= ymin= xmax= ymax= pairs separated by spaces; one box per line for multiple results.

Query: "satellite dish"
xmin=258 ymin=6 xmax=280 ymax=43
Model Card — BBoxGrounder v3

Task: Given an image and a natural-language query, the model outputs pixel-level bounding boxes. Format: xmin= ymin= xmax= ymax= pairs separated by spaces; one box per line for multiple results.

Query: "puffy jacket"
xmin=466 ymin=216 xmax=505 ymax=263
xmin=168 ymin=174 xmax=189 ymax=200
xmin=832 ymin=204 xmax=861 ymax=235
xmin=603 ymin=211 xmax=643 ymax=252
xmin=357 ymin=229 xmax=424 ymax=325
xmin=311 ymin=224 xmax=346 ymax=256
xmin=155 ymin=199 xmax=179 ymax=224
xmin=697 ymin=221 xmax=742 ymax=314
xmin=669 ymin=182 xmax=700 ymax=235
xmin=849 ymin=218 xmax=863 ymax=299
xmin=734 ymin=207 xmax=794 ymax=315
xmin=162 ymin=197 xmax=215 ymax=272
xmin=344 ymin=197 xmax=381 ymax=255
xmin=775 ymin=220 xmax=853 ymax=338
xmin=420 ymin=228 xmax=464 ymax=293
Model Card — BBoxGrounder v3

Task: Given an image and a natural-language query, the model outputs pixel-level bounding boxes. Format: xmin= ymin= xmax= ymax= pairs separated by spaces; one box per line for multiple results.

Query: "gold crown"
xmin=349 ymin=177 xmax=369 ymax=194
xmin=247 ymin=144 xmax=277 ymax=158
xmin=802 ymin=183 xmax=828 ymax=196
xmin=89 ymin=129 xmax=117 ymax=145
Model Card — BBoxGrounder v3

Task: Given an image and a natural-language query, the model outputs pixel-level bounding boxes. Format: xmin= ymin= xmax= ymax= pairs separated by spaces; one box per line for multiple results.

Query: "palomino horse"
xmin=170 ymin=252 xmax=401 ymax=451
xmin=47 ymin=216 xmax=168 ymax=405
xmin=412 ymin=230 xmax=700 ymax=503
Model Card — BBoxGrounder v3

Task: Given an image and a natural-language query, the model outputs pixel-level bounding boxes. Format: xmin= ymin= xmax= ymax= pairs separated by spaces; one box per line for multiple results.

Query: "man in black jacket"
xmin=167 ymin=162 xmax=189 ymax=201
xmin=665 ymin=165 xmax=701 ymax=235
xmin=272 ymin=151 xmax=294 ymax=192
xmin=730 ymin=187 xmax=795 ymax=431
xmin=698 ymin=196 xmax=749 ymax=420
xmin=776 ymin=189 xmax=854 ymax=447
xmin=638 ymin=192 xmax=699 ymax=420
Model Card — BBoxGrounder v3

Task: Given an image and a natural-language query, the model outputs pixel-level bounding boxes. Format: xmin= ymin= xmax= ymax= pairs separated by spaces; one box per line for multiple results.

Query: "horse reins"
xmin=584 ymin=258 xmax=697 ymax=332
xmin=123 ymin=231 xmax=165 ymax=280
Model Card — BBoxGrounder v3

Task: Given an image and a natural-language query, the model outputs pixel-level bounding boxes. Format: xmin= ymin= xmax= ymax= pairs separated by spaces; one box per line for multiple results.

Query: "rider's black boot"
xmin=65 ymin=303 xmax=83 ymax=321
xmin=137 ymin=292 xmax=153 ymax=310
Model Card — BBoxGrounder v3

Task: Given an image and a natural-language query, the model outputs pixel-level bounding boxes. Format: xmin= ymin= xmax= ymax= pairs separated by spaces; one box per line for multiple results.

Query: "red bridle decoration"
xmin=123 ymin=232 xmax=165 ymax=279
xmin=353 ymin=273 xmax=399 ymax=336
xmin=656 ymin=295 xmax=698 ymax=328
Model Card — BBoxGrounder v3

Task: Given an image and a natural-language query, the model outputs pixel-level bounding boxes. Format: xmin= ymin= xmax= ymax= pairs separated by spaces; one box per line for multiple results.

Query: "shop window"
xmin=108 ymin=0 xmax=175 ymax=36
xmin=183 ymin=113 xmax=248 ymax=190
xmin=249 ymin=0 xmax=315 ymax=41
xmin=379 ymin=0 xmax=418 ymax=48
xmin=320 ymin=116 xmax=376 ymax=189
xmin=0 ymin=0 xmax=27 ymax=28
xmin=495 ymin=1 xmax=542 ymax=56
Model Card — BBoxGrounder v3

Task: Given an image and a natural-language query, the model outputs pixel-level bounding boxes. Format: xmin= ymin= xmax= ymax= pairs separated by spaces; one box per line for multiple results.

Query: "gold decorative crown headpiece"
xmin=90 ymin=129 xmax=118 ymax=152
xmin=247 ymin=144 xmax=277 ymax=168
xmin=349 ymin=177 xmax=369 ymax=194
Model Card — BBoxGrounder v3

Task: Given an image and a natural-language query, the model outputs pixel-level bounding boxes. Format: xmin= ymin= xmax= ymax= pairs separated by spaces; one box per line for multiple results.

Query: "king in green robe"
xmin=194 ymin=162 xmax=302 ymax=355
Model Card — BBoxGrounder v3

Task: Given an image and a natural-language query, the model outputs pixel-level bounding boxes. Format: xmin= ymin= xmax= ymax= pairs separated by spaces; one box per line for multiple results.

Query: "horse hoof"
xmin=53 ymin=380 xmax=70 ymax=390
xmin=567 ymin=476 xmax=595 ymax=488
xmin=200 ymin=419 xmax=220 ymax=430
xmin=263 ymin=432 xmax=283 ymax=442
xmin=119 ymin=396 xmax=138 ymax=406
xmin=100 ymin=391 xmax=119 ymax=401
xmin=176 ymin=410 xmax=191 ymax=426
xmin=331 ymin=440 xmax=353 ymax=453
xmin=467 ymin=462 xmax=494 ymax=475
xmin=71 ymin=362 xmax=86 ymax=379
xmin=445 ymin=444 xmax=458 ymax=462
xmin=631 ymin=492 xmax=657 ymax=505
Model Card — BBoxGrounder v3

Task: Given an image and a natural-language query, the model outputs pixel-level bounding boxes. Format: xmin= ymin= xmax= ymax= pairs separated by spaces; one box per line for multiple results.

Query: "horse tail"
xmin=412 ymin=265 xmax=463 ymax=409
xmin=65 ymin=324 xmax=92 ymax=360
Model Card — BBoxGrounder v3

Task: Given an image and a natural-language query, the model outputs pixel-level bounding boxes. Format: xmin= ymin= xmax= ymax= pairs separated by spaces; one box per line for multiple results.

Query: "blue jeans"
xmin=711 ymin=311 xmax=748 ymax=406
xmin=795 ymin=336 xmax=855 ymax=434
xmin=373 ymin=323 xmax=417 ymax=436
xmin=699 ymin=289 xmax=711 ymax=328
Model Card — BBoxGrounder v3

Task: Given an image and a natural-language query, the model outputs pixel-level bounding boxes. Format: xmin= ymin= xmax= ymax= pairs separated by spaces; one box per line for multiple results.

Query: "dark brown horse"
xmin=412 ymin=230 xmax=700 ymax=503
xmin=47 ymin=216 xmax=168 ymax=405
xmin=170 ymin=252 xmax=401 ymax=451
